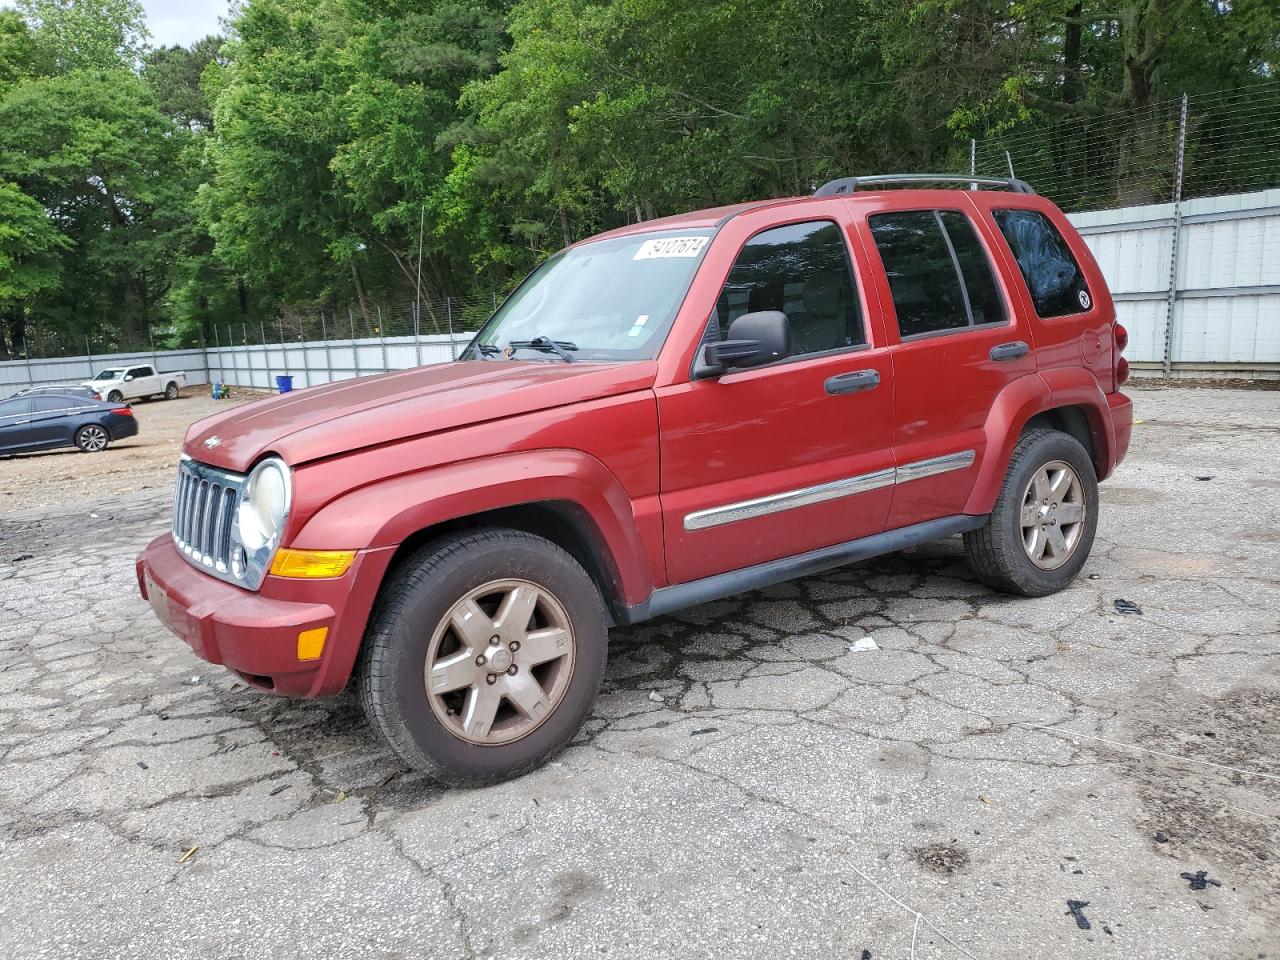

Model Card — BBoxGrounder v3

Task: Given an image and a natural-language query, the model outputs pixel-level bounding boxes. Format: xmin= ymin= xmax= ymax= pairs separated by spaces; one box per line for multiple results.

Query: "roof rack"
xmin=812 ymin=174 xmax=1036 ymax=197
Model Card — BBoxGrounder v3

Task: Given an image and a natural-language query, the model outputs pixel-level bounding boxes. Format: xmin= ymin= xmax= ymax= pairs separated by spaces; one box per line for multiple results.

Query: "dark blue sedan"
xmin=0 ymin=392 xmax=138 ymax=455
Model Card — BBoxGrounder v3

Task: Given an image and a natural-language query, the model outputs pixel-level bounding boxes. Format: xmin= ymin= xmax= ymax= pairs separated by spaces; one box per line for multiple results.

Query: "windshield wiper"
xmin=474 ymin=343 xmax=502 ymax=359
xmin=507 ymin=336 xmax=578 ymax=363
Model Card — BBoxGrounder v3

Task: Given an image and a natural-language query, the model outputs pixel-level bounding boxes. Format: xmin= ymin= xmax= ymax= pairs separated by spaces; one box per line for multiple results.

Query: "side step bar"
xmin=619 ymin=514 xmax=988 ymax=625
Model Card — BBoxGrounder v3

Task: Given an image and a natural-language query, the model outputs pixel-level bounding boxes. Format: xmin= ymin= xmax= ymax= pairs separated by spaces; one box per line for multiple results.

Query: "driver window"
xmin=711 ymin=220 xmax=864 ymax=357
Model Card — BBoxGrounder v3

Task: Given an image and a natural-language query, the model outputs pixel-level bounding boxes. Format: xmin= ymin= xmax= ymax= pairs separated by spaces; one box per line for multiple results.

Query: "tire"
xmin=358 ymin=528 xmax=608 ymax=784
xmin=106 ymin=390 xmax=123 ymax=403
xmin=963 ymin=428 xmax=1098 ymax=597
xmin=74 ymin=424 xmax=110 ymax=453
xmin=164 ymin=382 xmax=179 ymax=399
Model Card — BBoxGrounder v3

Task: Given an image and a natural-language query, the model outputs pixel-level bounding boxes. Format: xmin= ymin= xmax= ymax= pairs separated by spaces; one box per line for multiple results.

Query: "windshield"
xmin=94 ymin=369 xmax=124 ymax=381
xmin=461 ymin=229 xmax=714 ymax=362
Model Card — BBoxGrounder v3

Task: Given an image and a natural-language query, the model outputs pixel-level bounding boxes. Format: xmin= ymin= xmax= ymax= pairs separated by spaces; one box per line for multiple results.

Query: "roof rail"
xmin=813 ymin=174 xmax=1036 ymax=197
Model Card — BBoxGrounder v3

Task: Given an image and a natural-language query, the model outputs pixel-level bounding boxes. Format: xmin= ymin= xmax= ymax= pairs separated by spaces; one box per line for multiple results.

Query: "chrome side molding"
xmin=683 ymin=449 xmax=976 ymax=531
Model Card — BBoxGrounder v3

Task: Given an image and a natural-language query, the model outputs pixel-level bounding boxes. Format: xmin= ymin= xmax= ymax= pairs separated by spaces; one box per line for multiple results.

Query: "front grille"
xmin=172 ymin=458 xmax=244 ymax=576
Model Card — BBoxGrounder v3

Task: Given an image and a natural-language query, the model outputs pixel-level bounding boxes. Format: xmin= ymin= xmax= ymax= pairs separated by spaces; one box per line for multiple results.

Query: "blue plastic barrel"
xmin=275 ymin=375 xmax=294 ymax=394
xmin=212 ymin=381 xmax=221 ymax=399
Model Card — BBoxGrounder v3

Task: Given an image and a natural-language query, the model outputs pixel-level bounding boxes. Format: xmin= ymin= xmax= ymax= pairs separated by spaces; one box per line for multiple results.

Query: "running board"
xmin=620 ymin=514 xmax=988 ymax=625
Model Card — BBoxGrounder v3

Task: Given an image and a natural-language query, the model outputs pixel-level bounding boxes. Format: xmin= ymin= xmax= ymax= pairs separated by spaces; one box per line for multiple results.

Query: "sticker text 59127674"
xmin=633 ymin=236 xmax=709 ymax=260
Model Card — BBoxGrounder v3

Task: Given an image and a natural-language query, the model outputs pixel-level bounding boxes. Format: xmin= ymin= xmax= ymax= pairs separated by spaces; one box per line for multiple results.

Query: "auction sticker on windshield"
xmin=633 ymin=236 xmax=709 ymax=260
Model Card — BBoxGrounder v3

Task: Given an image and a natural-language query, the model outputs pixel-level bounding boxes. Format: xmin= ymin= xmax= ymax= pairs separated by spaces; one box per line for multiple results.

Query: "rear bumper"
xmin=136 ymin=535 xmax=394 ymax=697
xmin=106 ymin=413 xmax=138 ymax=441
xmin=1106 ymin=390 xmax=1133 ymax=477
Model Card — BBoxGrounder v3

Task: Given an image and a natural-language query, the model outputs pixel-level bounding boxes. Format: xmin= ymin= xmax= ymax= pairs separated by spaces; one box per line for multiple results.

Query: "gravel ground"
xmin=0 ymin=384 xmax=1277 ymax=959
xmin=1 ymin=388 xmax=262 ymax=513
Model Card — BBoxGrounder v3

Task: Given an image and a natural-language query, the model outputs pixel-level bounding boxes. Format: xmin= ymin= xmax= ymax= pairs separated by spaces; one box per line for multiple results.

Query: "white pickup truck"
xmin=83 ymin=364 xmax=187 ymax=402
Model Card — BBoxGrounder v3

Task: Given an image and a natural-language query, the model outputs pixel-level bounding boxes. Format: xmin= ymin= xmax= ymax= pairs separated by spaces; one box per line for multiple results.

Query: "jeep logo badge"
xmin=203 ymin=435 xmax=222 ymax=449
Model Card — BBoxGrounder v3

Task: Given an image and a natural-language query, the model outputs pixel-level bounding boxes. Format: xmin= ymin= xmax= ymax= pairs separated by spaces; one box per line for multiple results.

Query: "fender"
xmin=290 ymin=448 xmax=656 ymax=608
xmin=964 ymin=370 xmax=1117 ymax=514
xmin=964 ymin=373 xmax=1051 ymax=514
xmin=1038 ymin=366 xmax=1119 ymax=479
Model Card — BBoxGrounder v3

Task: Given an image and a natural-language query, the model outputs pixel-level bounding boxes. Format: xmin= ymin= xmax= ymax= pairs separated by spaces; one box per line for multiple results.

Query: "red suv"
xmin=137 ymin=175 xmax=1132 ymax=784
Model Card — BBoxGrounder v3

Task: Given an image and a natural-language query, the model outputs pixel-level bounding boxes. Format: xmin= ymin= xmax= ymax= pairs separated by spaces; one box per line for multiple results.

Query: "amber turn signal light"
xmin=269 ymin=549 xmax=356 ymax=578
xmin=297 ymin=627 xmax=328 ymax=661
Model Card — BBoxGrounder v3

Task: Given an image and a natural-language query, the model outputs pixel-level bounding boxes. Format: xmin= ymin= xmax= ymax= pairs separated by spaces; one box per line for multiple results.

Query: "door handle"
xmin=825 ymin=369 xmax=880 ymax=395
xmin=989 ymin=340 xmax=1030 ymax=361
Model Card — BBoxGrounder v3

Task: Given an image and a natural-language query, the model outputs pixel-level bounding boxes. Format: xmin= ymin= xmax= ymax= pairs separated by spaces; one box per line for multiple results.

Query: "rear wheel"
xmin=164 ymin=382 xmax=179 ymax=399
xmin=963 ymin=428 xmax=1098 ymax=596
xmin=74 ymin=424 xmax=110 ymax=453
xmin=358 ymin=528 xmax=608 ymax=784
xmin=106 ymin=390 xmax=123 ymax=402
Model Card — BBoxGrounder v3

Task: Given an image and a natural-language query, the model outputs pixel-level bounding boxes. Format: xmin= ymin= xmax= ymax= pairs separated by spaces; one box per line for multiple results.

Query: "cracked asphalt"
xmin=1 ymin=384 xmax=1277 ymax=960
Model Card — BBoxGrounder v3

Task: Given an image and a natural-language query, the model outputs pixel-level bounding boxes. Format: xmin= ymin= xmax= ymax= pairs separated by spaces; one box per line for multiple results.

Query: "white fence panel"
xmin=1070 ymin=188 xmax=1280 ymax=375
xmin=0 ymin=348 xmax=210 ymax=394
xmin=4 ymin=190 xmax=1278 ymax=391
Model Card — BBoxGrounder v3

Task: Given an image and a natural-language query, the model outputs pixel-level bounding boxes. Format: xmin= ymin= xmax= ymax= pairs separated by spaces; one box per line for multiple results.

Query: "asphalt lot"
xmin=1 ymin=383 xmax=1277 ymax=959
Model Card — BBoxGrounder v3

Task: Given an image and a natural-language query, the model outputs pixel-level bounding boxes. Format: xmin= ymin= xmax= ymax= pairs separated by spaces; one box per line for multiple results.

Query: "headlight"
xmin=237 ymin=457 xmax=291 ymax=552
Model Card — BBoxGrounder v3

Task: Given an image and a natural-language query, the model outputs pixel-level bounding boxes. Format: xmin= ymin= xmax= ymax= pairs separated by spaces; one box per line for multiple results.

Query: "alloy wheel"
xmin=78 ymin=425 xmax=108 ymax=452
xmin=424 ymin=578 xmax=576 ymax=745
xmin=1019 ymin=459 xmax=1086 ymax=570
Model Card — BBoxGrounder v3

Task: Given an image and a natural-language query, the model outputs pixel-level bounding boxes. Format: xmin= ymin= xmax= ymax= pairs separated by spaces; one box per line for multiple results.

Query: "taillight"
xmin=1113 ymin=323 xmax=1130 ymax=386
xmin=92 ymin=392 xmax=101 ymax=401
xmin=112 ymin=407 xmax=133 ymax=416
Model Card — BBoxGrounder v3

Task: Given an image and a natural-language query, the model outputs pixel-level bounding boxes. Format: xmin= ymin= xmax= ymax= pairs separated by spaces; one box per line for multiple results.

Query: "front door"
xmin=856 ymin=200 xmax=1037 ymax=529
xmin=0 ymin=398 xmax=33 ymax=453
xmin=658 ymin=211 xmax=896 ymax=586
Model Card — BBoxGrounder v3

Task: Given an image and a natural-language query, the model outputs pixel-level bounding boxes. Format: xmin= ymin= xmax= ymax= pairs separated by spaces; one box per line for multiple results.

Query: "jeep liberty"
xmin=137 ymin=174 xmax=1133 ymax=784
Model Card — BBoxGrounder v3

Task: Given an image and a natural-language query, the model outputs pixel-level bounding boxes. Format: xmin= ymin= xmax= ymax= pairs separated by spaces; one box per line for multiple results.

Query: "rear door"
xmin=853 ymin=195 xmax=1037 ymax=528
xmin=0 ymin=398 xmax=34 ymax=452
xmin=657 ymin=203 xmax=897 ymax=585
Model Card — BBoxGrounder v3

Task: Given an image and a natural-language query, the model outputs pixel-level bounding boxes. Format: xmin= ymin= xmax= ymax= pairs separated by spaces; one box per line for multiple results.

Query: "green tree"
xmin=144 ymin=33 xmax=223 ymax=130
xmin=15 ymin=0 xmax=147 ymax=73
xmin=0 ymin=69 xmax=185 ymax=349
xmin=0 ymin=180 xmax=68 ymax=356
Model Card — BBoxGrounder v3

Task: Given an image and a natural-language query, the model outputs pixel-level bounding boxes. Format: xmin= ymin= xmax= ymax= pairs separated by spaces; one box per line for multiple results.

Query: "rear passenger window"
xmin=713 ymin=220 xmax=864 ymax=357
xmin=869 ymin=210 xmax=1006 ymax=337
xmin=33 ymin=397 xmax=71 ymax=412
xmin=993 ymin=209 xmax=1092 ymax=317
xmin=939 ymin=212 xmax=1006 ymax=326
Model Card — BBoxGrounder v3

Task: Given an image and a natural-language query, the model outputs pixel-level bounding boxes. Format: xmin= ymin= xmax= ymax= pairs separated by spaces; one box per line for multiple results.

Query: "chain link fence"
xmin=967 ymin=81 xmax=1280 ymax=212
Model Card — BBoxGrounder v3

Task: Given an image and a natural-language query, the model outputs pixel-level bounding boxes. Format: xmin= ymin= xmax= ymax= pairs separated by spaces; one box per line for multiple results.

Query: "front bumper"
xmin=136 ymin=535 xmax=394 ymax=697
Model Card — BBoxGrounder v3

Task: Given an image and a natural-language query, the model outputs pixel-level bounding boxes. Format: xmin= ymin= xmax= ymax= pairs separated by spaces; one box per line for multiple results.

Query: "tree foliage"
xmin=0 ymin=0 xmax=1276 ymax=355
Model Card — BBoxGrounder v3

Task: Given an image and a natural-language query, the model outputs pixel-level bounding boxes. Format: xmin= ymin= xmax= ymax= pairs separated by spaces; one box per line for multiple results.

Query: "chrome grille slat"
xmin=177 ymin=472 xmax=193 ymax=547
xmin=193 ymin=481 xmax=208 ymax=560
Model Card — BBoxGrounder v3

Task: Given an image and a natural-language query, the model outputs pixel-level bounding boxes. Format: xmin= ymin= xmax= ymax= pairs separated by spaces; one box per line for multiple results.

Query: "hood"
xmin=184 ymin=360 xmax=658 ymax=472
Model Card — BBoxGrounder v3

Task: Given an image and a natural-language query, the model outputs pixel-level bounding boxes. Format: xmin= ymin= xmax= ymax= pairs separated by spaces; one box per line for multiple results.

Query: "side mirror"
xmin=697 ymin=311 xmax=790 ymax=377
xmin=123 ymin=375 xmax=133 ymax=381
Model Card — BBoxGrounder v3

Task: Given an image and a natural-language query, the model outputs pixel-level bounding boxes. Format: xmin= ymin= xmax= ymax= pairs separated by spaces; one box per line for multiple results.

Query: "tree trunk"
xmin=350 ymin=260 xmax=373 ymax=333
xmin=8 ymin=304 xmax=26 ymax=358
xmin=1062 ymin=2 xmax=1083 ymax=104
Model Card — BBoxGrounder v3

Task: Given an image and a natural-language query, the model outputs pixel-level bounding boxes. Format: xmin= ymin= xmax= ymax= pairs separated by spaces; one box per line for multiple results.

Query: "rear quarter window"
xmin=992 ymin=209 xmax=1092 ymax=317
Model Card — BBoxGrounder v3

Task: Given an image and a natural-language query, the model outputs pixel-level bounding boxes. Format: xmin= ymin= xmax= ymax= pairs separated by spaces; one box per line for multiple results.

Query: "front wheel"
xmin=963 ymin=428 xmax=1098 ymax=597
xmin=106 ymin=390 xmax=123 ymax=403
xmin=358 ymin=528 xmax=608 ymax=784
xmin=74 ymin=424 xmax=110 ymax=453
